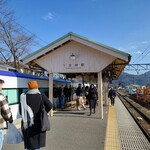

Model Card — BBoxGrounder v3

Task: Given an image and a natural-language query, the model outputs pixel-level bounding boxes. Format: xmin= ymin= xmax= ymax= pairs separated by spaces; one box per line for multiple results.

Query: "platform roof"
xmin=22 ymin=32 xmax=131 ymax=79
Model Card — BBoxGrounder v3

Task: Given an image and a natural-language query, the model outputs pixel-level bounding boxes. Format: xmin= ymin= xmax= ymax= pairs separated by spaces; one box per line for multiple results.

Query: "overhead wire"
xmin=124 ymin=43 xmax=150 ymax=74
xmin=132 ymin=44 xmax=150 ymax=64
xmin=136 ymin=48 xmax=150 ymax=63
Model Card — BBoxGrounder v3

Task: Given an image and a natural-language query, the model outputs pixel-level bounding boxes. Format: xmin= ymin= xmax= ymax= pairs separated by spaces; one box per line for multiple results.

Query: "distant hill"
xmin=113 ymin=71 xmax=150 ymax=87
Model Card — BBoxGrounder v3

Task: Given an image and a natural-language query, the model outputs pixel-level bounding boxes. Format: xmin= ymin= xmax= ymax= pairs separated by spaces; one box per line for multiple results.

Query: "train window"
xmin=2 ymin=90 xmax=8 ymax=99
xmin=8 ymin=68 xmax=18 ymax=72
xmin=2 ymin=89 xmax=18 ymax=105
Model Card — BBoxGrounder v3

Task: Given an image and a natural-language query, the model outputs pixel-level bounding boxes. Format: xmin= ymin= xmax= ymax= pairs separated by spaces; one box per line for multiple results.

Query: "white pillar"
xmin=49 ymin=72 xmax=53 ymax=116
xmin=105 ymin=81 xmax=109 ymax=106
xmin=98 ymin=72 xmax=103 ymax=119
xmin=104 ymin=81 xmax=108 ymax=106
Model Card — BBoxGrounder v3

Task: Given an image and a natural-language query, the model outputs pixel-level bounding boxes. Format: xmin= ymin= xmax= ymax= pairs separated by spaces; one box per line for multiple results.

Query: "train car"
xmin=0 ymin=69 xmax=71 ymax=119
xmin=128 ymin=84 xmax=140 ymax=95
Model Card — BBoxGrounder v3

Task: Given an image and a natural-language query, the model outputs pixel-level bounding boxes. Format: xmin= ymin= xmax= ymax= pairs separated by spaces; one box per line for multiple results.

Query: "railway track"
xmin=117 ymin=90 xmax=150 ymax=142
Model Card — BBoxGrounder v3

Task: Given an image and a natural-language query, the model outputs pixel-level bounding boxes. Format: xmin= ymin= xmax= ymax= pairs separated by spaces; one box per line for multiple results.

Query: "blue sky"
xmin=7 ymin=0 xmax=150 ymax=74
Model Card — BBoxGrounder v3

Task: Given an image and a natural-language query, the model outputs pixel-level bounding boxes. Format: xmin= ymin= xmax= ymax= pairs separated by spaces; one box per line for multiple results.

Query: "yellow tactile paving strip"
xmin=104 ymin=106 xmax=121 ymax=150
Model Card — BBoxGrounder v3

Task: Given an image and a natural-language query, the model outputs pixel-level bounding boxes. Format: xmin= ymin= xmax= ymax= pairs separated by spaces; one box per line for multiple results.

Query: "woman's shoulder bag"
xmin=40 ymin=94 xmax=50 ymax=132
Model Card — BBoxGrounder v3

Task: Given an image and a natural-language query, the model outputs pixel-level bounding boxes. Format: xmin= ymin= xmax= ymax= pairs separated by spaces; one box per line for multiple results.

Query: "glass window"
xmin=2 ymin=89 xmax=18 ymax=104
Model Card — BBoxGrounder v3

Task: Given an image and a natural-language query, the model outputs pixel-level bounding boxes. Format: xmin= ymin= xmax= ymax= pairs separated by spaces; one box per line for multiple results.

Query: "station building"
xmin=22 ymin=32 xmax=131 ymax=118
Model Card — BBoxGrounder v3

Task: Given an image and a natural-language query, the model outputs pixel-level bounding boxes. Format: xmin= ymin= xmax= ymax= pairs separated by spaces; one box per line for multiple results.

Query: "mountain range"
xmin=113 ymin=71 xmax=150 ymax=87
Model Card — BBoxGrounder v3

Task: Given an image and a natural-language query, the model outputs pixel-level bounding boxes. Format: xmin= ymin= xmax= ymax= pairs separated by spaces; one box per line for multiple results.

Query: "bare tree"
xmin=0 ymin=0 xmax=36 ymax=70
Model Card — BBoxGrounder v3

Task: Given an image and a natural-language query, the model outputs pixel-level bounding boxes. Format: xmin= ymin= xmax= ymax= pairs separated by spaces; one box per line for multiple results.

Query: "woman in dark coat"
xmin=108 ymin=87 xmax=116 ymax=106
xmin=20 ymin=80 xmax=52 ymax=150
xmin=88 ymin=84 xmax=98 ymax=116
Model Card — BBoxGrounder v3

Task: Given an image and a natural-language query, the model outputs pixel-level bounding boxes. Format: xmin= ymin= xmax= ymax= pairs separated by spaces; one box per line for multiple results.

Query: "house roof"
xmin=22 ymin=32 xmax=131 ymax=79
xmin=23 ymin=32 xmax=129 ymax=61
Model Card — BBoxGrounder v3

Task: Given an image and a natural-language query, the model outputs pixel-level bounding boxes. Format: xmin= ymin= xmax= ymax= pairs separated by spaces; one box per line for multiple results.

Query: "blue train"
xmin=0 ymin=69 xmax=71 ymax=119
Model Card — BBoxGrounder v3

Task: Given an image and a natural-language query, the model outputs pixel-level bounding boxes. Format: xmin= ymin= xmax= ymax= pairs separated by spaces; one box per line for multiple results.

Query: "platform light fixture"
xmin=70 ymin=53 xmax=76 ymax=60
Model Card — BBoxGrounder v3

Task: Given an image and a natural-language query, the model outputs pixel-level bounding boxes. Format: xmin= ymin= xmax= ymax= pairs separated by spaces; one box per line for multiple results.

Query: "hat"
xmin=28 ymin=80 xmax=38 ymax=89
xmin=0 ymin=79 xmax=4 ymax=84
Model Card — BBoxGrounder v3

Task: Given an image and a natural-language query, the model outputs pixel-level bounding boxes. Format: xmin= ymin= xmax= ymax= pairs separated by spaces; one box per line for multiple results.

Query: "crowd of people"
xmin=52 ymin=83 xmax=99 ymax=116
xmin=75 ymin=83 xmax=98 ymax=116
xmin=53 ymin=84 xmax=74 ymax=109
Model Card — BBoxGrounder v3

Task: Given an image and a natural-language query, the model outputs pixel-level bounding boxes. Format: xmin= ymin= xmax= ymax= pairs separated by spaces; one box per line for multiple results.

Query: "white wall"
xmin=35 ymin=41 xmax=115 ymax=73
xmin=0 ymin=75 xmax=48 ymax=88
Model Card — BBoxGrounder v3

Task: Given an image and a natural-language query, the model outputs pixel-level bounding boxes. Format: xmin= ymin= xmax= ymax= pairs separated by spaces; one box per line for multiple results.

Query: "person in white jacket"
xmin=0 ymin=79 xmax=13 ymax=150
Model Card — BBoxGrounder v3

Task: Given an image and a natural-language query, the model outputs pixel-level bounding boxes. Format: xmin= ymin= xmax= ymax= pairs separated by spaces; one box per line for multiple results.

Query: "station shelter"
xmin=22 ymin=32 xmax=131 ymax=119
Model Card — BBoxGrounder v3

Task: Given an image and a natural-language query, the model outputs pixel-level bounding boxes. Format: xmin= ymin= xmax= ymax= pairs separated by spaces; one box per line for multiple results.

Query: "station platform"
xmin=105 ymin=96 xmax=150 ymax=150
xmin=3 ymin=96 xmax=150 ymax=150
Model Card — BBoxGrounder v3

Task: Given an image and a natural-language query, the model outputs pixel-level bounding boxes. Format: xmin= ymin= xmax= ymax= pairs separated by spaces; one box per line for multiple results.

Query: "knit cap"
xmin=0 ymin=79 xmax=4 ymax=84
xmin=28 ymin=80 xmax=38 ymax=89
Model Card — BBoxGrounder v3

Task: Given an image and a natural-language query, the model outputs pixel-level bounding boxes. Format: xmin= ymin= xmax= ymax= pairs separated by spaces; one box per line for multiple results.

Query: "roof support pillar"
xmin=103 ymin=79 xmax=109 ymax=106
xmin=49 ymin=72 xmax=53 ymax=116
xmin=98 ymin=71 xmax=103 ymax=119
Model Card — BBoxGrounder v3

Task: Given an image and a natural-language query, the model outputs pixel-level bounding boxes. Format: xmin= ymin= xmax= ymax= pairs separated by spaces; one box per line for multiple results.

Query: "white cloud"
xmin=133 ymin=50 xmax=142 ymax=54
xmin=119 ymin=40 xmax=150 ymax=53
xmin=141 ymin=41 xmax=148 ymax=44
xmin=128 ymin=45 xmax=138 ymax=50
xmin=128 ymin=40 xmax=149 ymax=47
xmin=43 ymin=12 xmax=54 ymax=21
